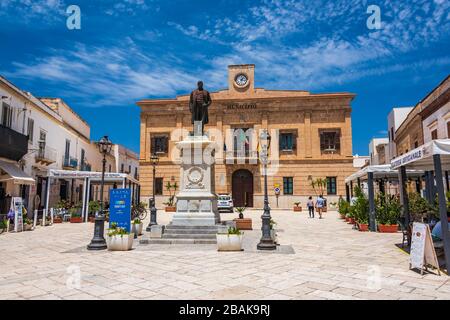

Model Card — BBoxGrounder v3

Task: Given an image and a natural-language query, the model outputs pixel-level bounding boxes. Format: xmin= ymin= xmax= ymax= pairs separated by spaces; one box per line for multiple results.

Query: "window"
xmin=64 ymin=139 xmax=70 ymax=159
xmin=151 ymin=135 xmax=168 ymax=154
xmin=283 ymin=177 xmax=293 ymax=195
xmin=431 ymin=129 xmax=438 ymax=140
xmin=280 ymin=133 xmax=296 ymax=151
xmin=120 ymin=163 xmax=124 ymax=173
xmin=128 ymin=165 xmax=131 ymax=174
xmin=326 ymin=177 xmax=337 ymax=195
xmin=134 ymin=167 xmax=138 ymax=179
xmin=390 ymin=127 xmax=394 ymax=142
xmin=80 ymin=149 xmax=85 ymax=166
xmin=108 ymin=164 xmax=112 ymax=172
xmin=27 ymin=118 xmax=34 ymax=142
xmin=320 ymin=130 xmax=341 ymax=154
xmin=414 ymin=141 xmax=419 ymax=148
xmin=1 ymin=102 xmax=12 ymax=128
xmin=155 ymin=178 xmax=163 ymax=195
xmin=447 ymin=122 xmax=450 ymax=138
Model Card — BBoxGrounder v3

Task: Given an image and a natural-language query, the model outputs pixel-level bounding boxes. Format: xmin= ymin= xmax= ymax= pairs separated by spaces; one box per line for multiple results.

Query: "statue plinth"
xmin=171 ymin=133 xmax=219 ymax=226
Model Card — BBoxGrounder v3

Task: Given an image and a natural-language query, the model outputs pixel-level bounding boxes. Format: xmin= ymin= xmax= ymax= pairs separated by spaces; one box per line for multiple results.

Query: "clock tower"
xmin=228 ymin=64 xmax=255 ymax=94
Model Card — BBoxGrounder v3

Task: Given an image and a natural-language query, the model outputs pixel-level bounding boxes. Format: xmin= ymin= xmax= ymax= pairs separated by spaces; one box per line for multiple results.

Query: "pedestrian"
xmin=316 ymin=194 xmax=325 ymax=219
xmin=307 ymin=196 xmax=314 ymax=218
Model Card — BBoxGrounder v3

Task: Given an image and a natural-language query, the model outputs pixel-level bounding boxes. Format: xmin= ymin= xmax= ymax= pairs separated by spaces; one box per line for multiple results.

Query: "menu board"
xmin=109 ymin=189 xmax=131 ymax=232
xmin=410 ymin=222 xmax=440 ymax=275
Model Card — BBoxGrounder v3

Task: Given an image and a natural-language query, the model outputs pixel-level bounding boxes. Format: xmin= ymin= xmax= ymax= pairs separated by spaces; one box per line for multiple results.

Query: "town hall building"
xmin=137 ymin=65 xmax=356 ymax=208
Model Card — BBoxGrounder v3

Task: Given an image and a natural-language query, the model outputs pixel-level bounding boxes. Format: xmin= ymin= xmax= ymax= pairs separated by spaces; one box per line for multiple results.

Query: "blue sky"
xmin=0 ymin=0 xmax=449 ymax=155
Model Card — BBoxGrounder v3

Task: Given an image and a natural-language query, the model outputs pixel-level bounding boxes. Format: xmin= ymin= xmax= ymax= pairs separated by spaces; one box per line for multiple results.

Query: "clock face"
xmin=235 ymin=74 xmax=248 ymax=87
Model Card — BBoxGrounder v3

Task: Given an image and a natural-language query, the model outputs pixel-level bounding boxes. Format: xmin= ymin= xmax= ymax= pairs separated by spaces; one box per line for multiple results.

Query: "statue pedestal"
xmin=171 ymin=135 xmax=219 ymax=226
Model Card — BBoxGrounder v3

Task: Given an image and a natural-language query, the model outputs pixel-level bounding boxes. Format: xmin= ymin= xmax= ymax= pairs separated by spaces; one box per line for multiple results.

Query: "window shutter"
xmin=151 ymin=136 xmax=156 ymax=154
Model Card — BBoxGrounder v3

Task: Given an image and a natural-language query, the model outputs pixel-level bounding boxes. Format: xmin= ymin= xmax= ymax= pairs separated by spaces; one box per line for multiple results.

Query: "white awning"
xmin=47 ymin=169 xmax=140 ymax=185
xmin=345 ymin=164 xmax=423 ymax=183
xmin=391 ymin=139 xmax=450 ymax=170
xmin=0 ymin=160 xmax=35 ymax=185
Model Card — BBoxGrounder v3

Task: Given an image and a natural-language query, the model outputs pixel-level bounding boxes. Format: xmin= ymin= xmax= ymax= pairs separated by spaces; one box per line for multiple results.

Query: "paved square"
xmin=0 ymin=210 xmax=449 ymax=300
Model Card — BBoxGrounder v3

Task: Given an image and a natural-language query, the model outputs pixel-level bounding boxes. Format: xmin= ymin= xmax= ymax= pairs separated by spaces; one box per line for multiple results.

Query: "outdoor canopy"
xmin=345 ymin=164 xmax=423 ymax=184
xmin=0 ymin=159 xmax=35 ymax=185
xmin=391 ymin=139 xmax=450 ymax=170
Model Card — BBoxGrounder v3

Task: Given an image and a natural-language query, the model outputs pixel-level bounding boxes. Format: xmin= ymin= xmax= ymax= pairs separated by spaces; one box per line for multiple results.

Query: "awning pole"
xmin=86 ymin=178 xmax=91 ymax=220
xmin=433 ymin=154 xmax=450 ymax=272
xmin=368 ymin=172 xmax=376 ymax=232
xmin=44 ymin=177 xmax=51 ymax=226
xmin=398 ymin=165 xmax=411 ymax=245
xmin=81 ymin=177 xmax=88 ymax=220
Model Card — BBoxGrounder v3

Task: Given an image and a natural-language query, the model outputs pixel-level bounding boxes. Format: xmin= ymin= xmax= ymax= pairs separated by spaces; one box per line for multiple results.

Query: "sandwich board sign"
xmin=109 ymin=188 xmax=131 ymax=232
xmin=12 ymin=197 xmax=24 ymax=233
xmin=409 ymin=222 xmax=440 ymax=275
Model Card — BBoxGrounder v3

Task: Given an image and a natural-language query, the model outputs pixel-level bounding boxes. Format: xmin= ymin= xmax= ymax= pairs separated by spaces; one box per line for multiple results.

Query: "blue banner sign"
xmin=109 ymin=188 xmax=131 ymax=232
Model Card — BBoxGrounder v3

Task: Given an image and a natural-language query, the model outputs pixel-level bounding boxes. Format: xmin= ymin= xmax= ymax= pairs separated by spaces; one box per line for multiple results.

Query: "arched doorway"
xmin=232 ymin=169 xmax=254 ymax=207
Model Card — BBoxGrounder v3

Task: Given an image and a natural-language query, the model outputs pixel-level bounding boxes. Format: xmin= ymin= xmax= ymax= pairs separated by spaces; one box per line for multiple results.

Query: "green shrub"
xmin=227 ymin=227 xmax=242 ymax=235
xmin=352 ymin=186 xmax=369 ymax=224
xmin=376 ymin=193 xmax=401 ymax=225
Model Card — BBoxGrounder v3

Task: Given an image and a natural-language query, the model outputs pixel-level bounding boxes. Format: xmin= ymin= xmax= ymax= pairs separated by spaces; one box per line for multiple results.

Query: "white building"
xmin=387 ymin=107 xmax=413 ymax=162
xmin=368 ymin=137 xmax=389 ymax=165
xmin=0 ymin=76 xmax=138 ymax=216
xmin=113 ymin=144 xmax=139 ymax=180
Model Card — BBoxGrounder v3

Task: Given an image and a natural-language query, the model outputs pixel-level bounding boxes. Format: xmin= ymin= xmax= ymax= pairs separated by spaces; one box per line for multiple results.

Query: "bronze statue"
xmin=189 ymin=81 xmax=212 ymax=134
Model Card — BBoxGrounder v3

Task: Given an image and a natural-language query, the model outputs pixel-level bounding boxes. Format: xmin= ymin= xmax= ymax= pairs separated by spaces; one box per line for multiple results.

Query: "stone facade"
xmin=137 ymin=65 xmax=357 ymax=208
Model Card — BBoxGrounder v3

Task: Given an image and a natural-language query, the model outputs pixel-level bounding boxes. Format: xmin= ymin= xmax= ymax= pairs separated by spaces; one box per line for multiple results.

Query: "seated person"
xmin=431 ymin=213 xmax=450 ymax=242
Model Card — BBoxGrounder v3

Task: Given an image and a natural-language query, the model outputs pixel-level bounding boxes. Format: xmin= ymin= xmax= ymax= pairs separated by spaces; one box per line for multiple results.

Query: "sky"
xmin=0 ymin=0 xmax=449 ymax=155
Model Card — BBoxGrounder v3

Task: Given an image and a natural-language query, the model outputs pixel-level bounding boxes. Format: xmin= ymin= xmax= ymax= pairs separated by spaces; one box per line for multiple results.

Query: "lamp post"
xmin=146 ymin=153 xmax=159 ymax=231
xmin=257 ymin=129 xmax=276 ymax=251
xmin=87 ymin=135 xmax=112 ymax=250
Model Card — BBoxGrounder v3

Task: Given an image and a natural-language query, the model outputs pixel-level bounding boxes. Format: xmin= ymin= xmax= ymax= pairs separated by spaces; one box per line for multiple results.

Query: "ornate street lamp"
xmin=257 ymin=129 xmax=276 ymax=250
xmin=87 ymin=135 xmax=113 ymax=250
xmin=146 ymin=153 xmax=160 ymax=231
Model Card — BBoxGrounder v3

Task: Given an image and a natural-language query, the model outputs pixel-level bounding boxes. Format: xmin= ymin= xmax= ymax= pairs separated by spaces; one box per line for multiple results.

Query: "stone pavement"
xmin=0 ymin=210 xmax=449 ymax=300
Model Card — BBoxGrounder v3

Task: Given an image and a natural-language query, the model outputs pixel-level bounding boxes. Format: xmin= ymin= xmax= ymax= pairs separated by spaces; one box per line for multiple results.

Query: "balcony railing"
xmin=35 ymin=145 xmax=57 ymax=165
xmin=225 ymin=150 xmax=259 ymax=159
xmin=62 ymin=156 xmax=78 ymax=170
xmin=0 ymin=124 xmax=28 ymax=161
xmin=79 ymin=162 xmax=92 ymax=171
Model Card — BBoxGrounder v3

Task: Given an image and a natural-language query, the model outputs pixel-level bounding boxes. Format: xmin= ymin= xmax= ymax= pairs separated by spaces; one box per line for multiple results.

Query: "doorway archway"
xmin=232 ymin=169 xmax=254 ymax=207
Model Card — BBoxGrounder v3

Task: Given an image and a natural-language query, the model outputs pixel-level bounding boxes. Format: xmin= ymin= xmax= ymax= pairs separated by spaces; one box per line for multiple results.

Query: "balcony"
xmin=62 ymin=156 xmax=78 ymax=170
xmin=35 ymin=145 xmax=57 ymax=165
xmin=0 ymin=124 xmax=28 ymax=161
xmin=79 ymin=162 xmax=92 ymax=171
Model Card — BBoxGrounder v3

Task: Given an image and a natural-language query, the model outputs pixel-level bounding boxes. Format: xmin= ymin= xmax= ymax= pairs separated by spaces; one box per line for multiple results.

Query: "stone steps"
xmin=163 ymin=233 xmax=216 ymax=239
xmin=164 ymin=229 xmax=218 ymax=235
xmin=140 ymin=238 xmax=217 ymax=245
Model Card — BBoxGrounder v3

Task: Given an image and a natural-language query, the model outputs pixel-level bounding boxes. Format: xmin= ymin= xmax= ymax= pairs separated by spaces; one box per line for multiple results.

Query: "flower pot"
xmin=348 ymin=218 xmax=355 ymax=224
xmin=378 ymin=224 xmax=398 ymax=233
xmin=339 ymin=214 xmax=346 ymax=219
xmin=53 ymin=217 xmax=62 ymax=223
xmin=345 ymin=217 xmax=350 ymax=222
xmin=165 ymin=206 xmax=176 ymax=212
xmin=131 ymin=222 xmax=143 ymax=236
xmin=216 ymin=234 xmax=243 ymax=251
xmin=70 ymin=217 xmax=83 ymax=223
xmin=358 ymin=223 xmax=369 ymax=232
xmin=293 ymin=207 xmax=302 ymax=212
xmin=233 ymin=218 xmax=253 ymax=230
xmin=106 ymin=233 xmax=134 ymax=251
xmin=24 ymin=223 xmax=33 ymax=231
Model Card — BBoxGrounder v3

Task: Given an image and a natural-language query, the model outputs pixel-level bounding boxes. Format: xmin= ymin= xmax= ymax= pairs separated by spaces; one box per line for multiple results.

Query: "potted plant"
xmin=69 ymin=204 xmax=83 ymax=223
xmin=352 ymin=186 xmax=369 ymax=231
xmin=216 ymin=227 xmax=243 ymax=251
xmin=106 ymin=223 xmax=134 ymax=251
xmin=0 ymin=219 xmax=7 ymax=234
xmin=88 ymin=200 xmax=101 ymax=222
xmin=164 ymin=182 xmax=178 ymax=212
xmin=23 ymin=218 xmax=34 ymax=231
xmin=293 ymin=202 xmax=302 ymax=212
xmin=131 ymin=218 xmax=143 ymax=237
xmin=233 ymin=207 xmax=252 ymax=230
xmin=376 ymin=193 xmax=401 ymax=233
xmin=338 ymin=198 xmax=350 ymax=219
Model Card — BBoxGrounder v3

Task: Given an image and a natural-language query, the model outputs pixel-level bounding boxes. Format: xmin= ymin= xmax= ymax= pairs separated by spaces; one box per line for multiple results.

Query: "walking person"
xmin=316 ymin=194 xmax=325 ymax=219
xmin=307 ymin=196 xmax=315 ymax=218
